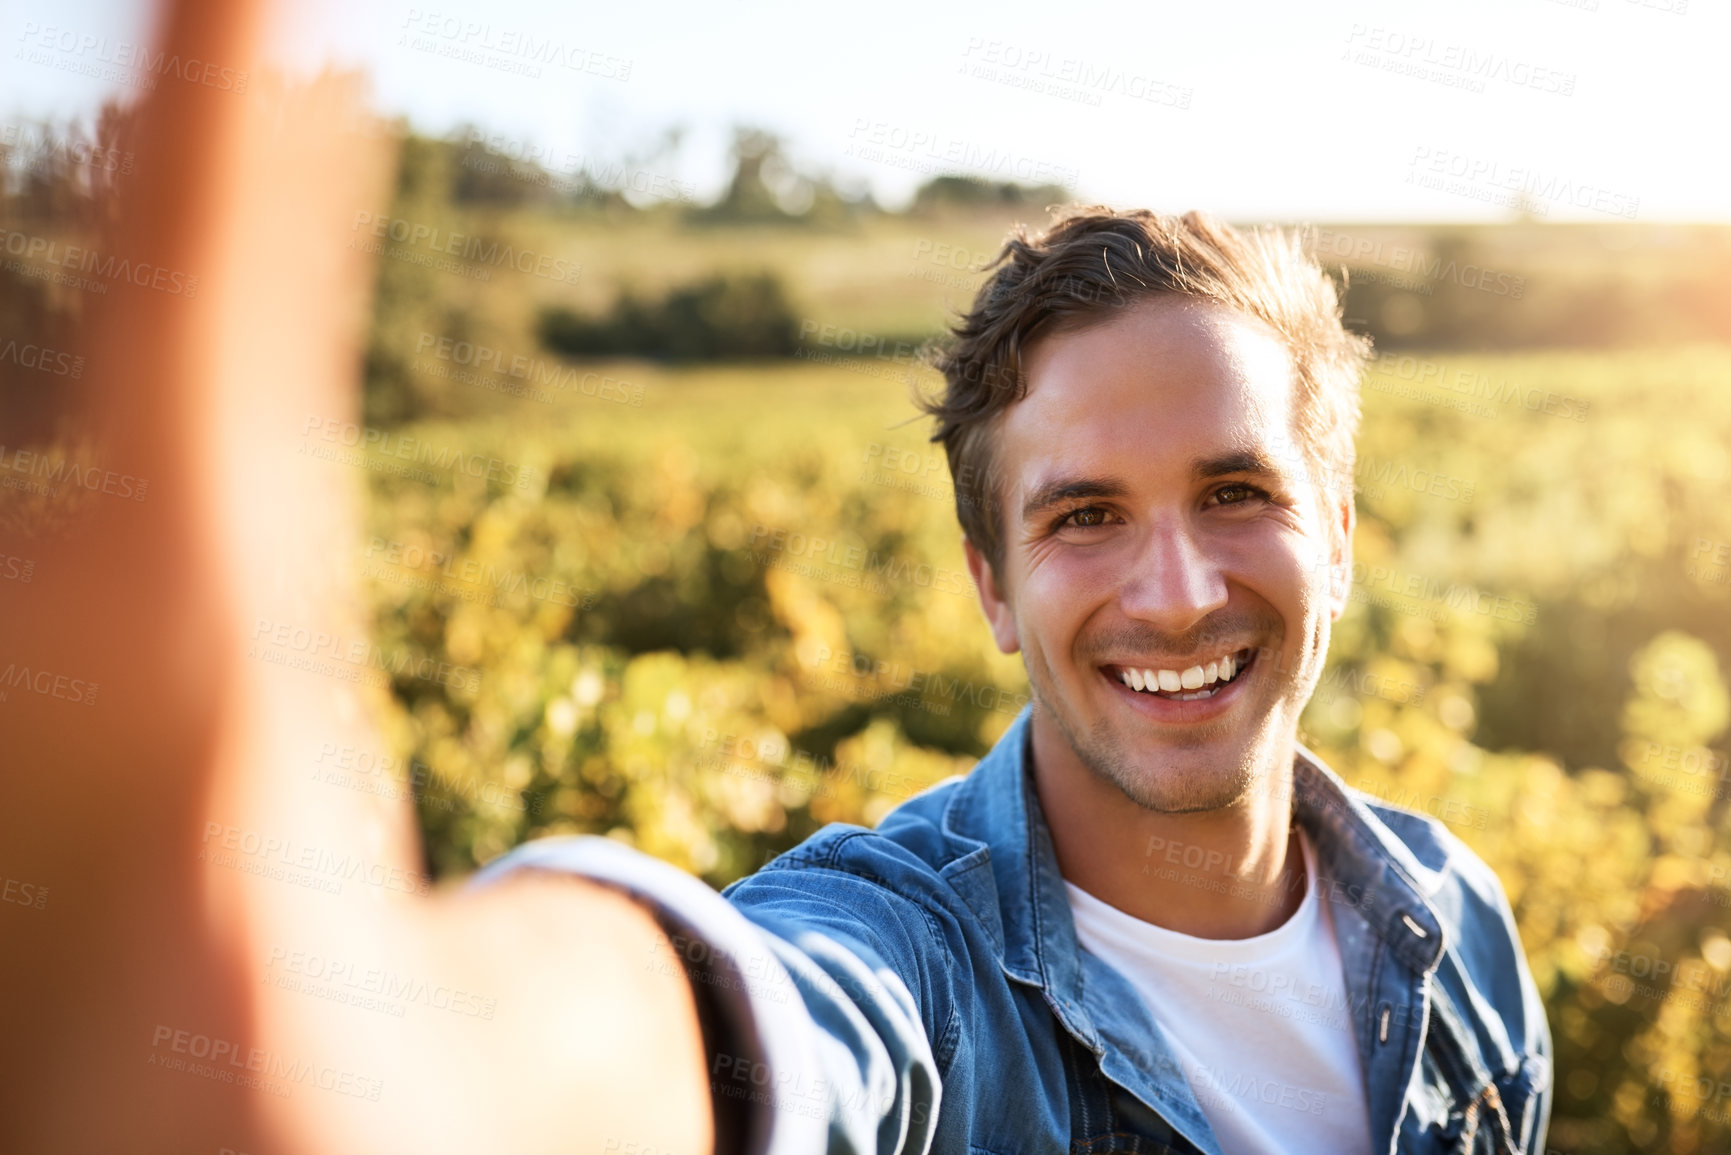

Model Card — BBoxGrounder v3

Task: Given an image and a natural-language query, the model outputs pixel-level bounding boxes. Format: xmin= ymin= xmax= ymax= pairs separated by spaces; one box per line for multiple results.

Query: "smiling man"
xmin=956 ymin=271 xmax=1372 ymax=1154
xmin=0 ymin=3 xmax=1547 ymax=1143
xmin=482 ymin=208 xmax=1553 ymax=1155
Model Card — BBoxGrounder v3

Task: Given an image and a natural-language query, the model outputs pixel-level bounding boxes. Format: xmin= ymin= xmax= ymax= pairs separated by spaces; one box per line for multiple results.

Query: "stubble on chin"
xmin=1086 ymin=711 xmax=1259 ymax=815
xmin=1028 ymin=626 xmax=1333 ymax=815
xmin=1026 ymin=657 xmax=1259 ymax=816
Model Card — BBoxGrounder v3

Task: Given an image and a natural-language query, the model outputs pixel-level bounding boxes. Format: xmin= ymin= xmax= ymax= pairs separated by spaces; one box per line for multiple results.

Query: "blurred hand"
xmin=0 ymin=2 xmax=713 ymax=1152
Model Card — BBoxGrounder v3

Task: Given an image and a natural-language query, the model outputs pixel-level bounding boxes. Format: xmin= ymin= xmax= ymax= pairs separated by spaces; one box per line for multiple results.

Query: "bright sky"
xmin=3 ymin=0 xmax=1726 ymax=221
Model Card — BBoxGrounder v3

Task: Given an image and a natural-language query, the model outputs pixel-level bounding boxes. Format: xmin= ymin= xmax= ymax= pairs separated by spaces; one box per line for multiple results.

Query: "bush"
xmin=911 ymin=175 xmax=1070 ymax=214
xmin=538 ymin=273 xmax=801 ymax=361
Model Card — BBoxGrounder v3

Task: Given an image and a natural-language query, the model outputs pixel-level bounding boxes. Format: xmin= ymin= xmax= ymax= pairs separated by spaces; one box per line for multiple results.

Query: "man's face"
xmin=964 ymin=295 xmax=1351 ymax=814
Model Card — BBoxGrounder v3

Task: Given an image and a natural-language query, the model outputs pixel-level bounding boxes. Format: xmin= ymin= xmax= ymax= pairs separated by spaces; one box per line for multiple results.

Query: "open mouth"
xmin=1104 ymin=647 xmax=1257 ymax=703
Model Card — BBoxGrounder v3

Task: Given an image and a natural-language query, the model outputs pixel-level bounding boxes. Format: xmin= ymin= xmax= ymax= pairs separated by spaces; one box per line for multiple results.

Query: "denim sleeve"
xmin=1439 ymin=835 xmax=1554 ymax=1155
xmin=1498 ymin=882 xmax=1554 ymax=1155
xmin=470 ymin=836 xmax=943 ymax=1155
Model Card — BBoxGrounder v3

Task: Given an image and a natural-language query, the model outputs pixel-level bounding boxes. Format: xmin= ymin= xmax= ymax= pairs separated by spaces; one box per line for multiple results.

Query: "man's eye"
xmin=1061 ymin=506 xmax=1110 ymax=529
xmin=1213 ymin=483 xmax=1268 ymax=506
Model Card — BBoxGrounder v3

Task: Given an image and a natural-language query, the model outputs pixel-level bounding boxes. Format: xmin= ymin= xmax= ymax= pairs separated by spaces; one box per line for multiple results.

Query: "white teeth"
xmin=1119 ymin=652 xmax=1246 ymax=696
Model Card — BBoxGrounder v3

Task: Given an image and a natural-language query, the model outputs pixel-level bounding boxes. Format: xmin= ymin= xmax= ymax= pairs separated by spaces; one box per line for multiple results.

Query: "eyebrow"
xmin=1018 ymin=451 xmax=1287 ymax=524
xmin=1193 ymin=449 xmax=1284 ymax=482
xmin=1020 ymin=477 xmax=1128 ymax=523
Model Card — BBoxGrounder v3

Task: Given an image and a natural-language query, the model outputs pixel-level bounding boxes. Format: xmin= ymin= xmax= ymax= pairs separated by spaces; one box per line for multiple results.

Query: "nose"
xmin=1115 ymin=515 xmax=1229 ymax=633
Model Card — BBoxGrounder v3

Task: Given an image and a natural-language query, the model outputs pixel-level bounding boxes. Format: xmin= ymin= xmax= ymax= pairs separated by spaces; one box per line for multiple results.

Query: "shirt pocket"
xmin=1412 ymin=1043 xmax=1541 ymax=1155
xmin=1485 ymin=1054 xmax=1548 ymax=1155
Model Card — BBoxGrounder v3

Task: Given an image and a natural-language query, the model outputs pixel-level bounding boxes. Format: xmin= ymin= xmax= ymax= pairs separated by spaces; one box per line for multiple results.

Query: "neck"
xmin=1030 ymin=716 xmax=1306 ymax=939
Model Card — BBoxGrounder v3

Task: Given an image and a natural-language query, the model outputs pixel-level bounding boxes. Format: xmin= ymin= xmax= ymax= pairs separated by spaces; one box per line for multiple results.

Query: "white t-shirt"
xmin=1064 ymin=828 xmax=1373 ymax=1155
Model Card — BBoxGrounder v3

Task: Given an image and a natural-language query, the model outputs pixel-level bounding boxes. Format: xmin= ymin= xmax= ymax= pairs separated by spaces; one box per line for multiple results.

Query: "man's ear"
xmin=963 ymin=536 xmax=1020 ymax=655
xmin=1328 ymin=487 xmax=1355 ymax=622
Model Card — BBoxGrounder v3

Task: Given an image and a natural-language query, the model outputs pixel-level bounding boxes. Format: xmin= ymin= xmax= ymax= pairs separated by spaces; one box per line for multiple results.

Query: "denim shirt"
xmin=475 ymin=706 xmax=1552 ymax=1155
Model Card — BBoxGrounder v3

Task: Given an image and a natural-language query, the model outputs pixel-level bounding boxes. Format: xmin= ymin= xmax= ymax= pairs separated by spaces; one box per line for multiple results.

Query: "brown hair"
xmin=920 ymin=206 xmax=1371 ymax=577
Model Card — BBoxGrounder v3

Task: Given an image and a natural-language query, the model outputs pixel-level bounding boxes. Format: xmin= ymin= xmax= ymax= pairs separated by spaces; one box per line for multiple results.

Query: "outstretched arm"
xmin=0 ymin=2 xmax=712 ymax=1152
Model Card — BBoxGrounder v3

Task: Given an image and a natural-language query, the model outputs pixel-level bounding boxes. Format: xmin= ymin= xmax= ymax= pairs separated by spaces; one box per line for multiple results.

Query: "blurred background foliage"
xmin=7 ymin=109 xmax=1731 ymax=1153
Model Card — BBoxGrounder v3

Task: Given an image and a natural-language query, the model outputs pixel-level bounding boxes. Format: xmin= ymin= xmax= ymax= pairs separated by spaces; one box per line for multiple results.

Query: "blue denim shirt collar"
xmin=938 ymin=706 xmax=1453 ymax=1154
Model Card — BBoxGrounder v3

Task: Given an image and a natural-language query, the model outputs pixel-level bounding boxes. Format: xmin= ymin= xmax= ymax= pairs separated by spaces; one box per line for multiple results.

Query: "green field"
xmin=9 ymin=120 xmax=1731 ymax=1153
xmin=353 ymin=333 xmax=1731 ymax=1153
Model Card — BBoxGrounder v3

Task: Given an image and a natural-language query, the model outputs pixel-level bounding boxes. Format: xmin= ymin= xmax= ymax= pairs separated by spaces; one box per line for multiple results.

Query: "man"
xmin=0 ymin=7 xmax=1545 ymax=1139
xmin=480 ymin=208 xmax=1553 ymax=1155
